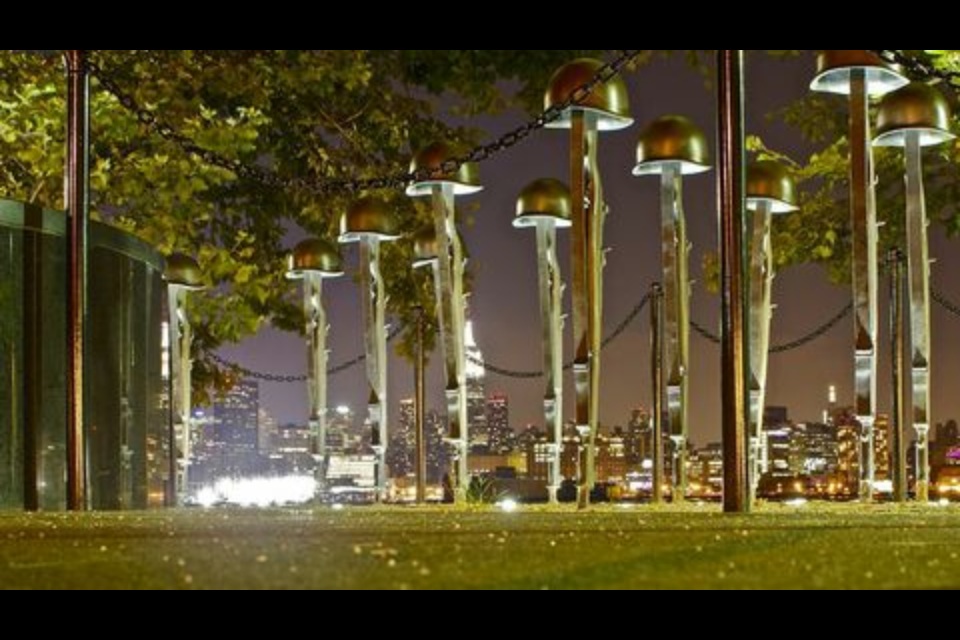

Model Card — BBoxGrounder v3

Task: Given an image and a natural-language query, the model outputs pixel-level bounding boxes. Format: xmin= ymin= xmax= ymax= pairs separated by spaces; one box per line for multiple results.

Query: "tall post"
xmin=414 ymin=306 xmax=427 ymax=505
xmin=905 ymin=133 xmax=932 ymax=503
xmin=64 ymin=49 xmax=90 ymax=511
xmin=430 ymin=184 xmax=469 ymax=500
xmin=660 ymin=166 xmax=689 ymax=502
xmin=536 ymin=222 xmax=564 ymax=503
xmin=651 ymin=283 xmax=665 ymax=505
xmin=586 ymin=131 xmax=606 ymax=499
xmin=167 ymin=287 xmax=193 ymax=502
xmin=849 ymin=70 xmax=879 ymax=502
xmin=569 ymin=111 xmax=592 ymax=509
xmin=717 ymin=50 xmax=749 ymax=514
xmin=305 ymin=273 xmax=330 ymax=494
xmin=748 ymin=201 xmax=774 ymax=503
xmin=888 ymin=250 xmax=908 ymax=504
xmin=361 ymin=240 xmax=388 ymax=502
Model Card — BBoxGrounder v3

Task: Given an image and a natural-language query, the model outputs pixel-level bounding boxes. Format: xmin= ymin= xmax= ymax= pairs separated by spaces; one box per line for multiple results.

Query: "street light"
xmin=875 ymin=82 xmax=955 ymax=503
xmin=513 ymin=178 xmax=573 ymax=504
xmin=407 ymin=141 xmax=483 ymax=501
xmin=164 ymin=253 xmax=205 ymax=505
xmin=745 ymin=160 xmax=799 ymax=502
xmin=811 ymin=50 xmax=908 ymax=501
xmin=340 ymin=197 xmax=401 ymax=503
xmin=287 ymin=238 xmax=344 ymax=498
xmin=545 ymin=59 xmax=633 ymax=509
xmin=633 ymin=115 xmax=711 ymax=502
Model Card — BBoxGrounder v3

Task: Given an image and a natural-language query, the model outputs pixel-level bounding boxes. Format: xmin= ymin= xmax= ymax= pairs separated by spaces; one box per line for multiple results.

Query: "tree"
xmin=758 ymin=50 xmax=959 ymax=281
xmin=0 ymin=49 xmax=601 ymax=396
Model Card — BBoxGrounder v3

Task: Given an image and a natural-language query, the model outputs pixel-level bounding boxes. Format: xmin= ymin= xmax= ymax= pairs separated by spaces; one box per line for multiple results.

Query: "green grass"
xmin=1 ymin=504 xmax=958 ymax=589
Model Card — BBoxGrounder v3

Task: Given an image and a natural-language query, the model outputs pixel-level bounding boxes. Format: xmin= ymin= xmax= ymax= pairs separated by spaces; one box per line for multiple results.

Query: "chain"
xmin=874 ymin=50 xmax=960 ymax=86
xmin=474 ymin=292 xmax=652 ymax=379
xmin=88 ymin=50 xmax=644 ymax=196
xmin=211 ymin=324 xmax=405 ymax=383
xmin=933 ymin=287 xmax=960 ymax=318
xmin=691 ymin=303 xmax=852 ymax=354
xmin=768 ymin=303 xmax=852 ymax=354
xmin=690 ymin=319 xmax=722 ymax=346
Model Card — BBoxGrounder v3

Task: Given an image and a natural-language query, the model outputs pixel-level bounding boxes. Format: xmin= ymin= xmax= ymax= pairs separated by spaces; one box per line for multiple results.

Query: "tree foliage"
xmin=1 ymin=49 xmax=953 ymax=396
xmin=0 ymin=49 xmax=599 ymax=394
xmin=759 ymin=50 xmax=959 ymax=282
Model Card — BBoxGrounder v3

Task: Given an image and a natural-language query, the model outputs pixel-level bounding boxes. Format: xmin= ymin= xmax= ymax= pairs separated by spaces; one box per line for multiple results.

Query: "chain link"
xmin=211 ymin=324 xmax=405 ymax=383
xmin=691 ymin=303 xmax=852 ymax=354
xmin=88 ymin=50 xmax=644 ymax=196
xmin=933 ymin=287 xmax=960 ymax=318
xmin=473 ymin=292 xmax=652 ymax=379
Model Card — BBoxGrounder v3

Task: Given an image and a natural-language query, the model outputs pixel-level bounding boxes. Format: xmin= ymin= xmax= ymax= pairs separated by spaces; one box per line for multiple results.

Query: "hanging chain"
xmin=933 ymin=287 xmax=960 ymax=318
xmin=87 ymin=50 xmax=644 ymax=196
xmin=691 ymin=303 xmax=853 ymax=354
xmin=211 ymin=324 xmax=405 ymax=383
xmin=874 ymin=50 xmax=960 ymax=86
xmin=473 ymin=292 xmax=653 ymax=379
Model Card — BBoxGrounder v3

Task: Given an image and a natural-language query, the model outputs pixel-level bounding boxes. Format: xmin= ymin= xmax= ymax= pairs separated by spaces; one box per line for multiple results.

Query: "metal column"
xmin=64 ymin=49 xmax=90 ymax=511
xmin=717 ymin=50 xmax=749 ymax=514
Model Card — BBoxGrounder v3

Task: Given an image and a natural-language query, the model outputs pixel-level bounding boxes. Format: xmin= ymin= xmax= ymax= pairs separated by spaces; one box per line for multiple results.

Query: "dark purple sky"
xmin=219 ymin=51 xmax=960 ymax=445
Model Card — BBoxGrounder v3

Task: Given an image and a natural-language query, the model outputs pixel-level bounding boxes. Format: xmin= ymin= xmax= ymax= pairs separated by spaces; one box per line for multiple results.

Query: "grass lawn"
xmin=1 ymin=504 xmax=958 ymax=589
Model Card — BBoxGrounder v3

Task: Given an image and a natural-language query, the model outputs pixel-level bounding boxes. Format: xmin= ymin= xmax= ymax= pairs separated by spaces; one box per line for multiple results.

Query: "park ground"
xmin=1 ymin=504 xmax=958 ymax=589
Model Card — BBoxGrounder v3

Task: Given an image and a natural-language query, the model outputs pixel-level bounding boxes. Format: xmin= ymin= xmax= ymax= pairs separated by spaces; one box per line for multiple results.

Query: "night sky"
xmin=219 ymin=51 xmax=960 ymax=446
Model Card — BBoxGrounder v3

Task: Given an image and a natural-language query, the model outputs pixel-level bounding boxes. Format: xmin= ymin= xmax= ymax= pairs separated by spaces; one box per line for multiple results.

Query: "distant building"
xmin=625 ymin=408 xmax=652 ymax=467
xmin=465 ymin=321 xmax=490 ymax=454
xmin=213 ymin=379 xmax=259 ymax=453
xmin=689 ymin=443 xmax=724 ymax=498
xmin=485 ymin=393 xmax=513 ymax=455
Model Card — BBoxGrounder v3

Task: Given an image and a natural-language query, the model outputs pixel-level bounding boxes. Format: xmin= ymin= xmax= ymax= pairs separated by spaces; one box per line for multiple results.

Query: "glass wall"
xmin=0 ymin=199 xmax=168 ymax=511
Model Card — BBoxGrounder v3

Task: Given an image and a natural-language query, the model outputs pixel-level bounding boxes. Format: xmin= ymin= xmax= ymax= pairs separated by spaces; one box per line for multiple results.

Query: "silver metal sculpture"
xmin=633 ymin=115 xmax=711 ymax=502
xmin=745 ymin=161 xmax=799 ymax=501
xmin=340 ymin=198 xmax=401 ymax=502
xmin=287 ymin=239 xmax=344 ymax=496
xmin=407 ymin=142 xmax=483 ymax=500
xmin=164 ymin=254 xmax=204 ymax=504
xmin=811 ymin=50 xmax=907 ymax=500
xmin=875 ymin=82 xmax=955 ymax=503
xmin=546 ymin=59 xmax=633 ymax=509
xmin=514 ymin=179 xmax=572 ymax=504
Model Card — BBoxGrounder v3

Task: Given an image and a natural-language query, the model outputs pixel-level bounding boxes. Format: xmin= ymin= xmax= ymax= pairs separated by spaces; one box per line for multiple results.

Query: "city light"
xmin=193 ymin=476 xmax=317 ymax=508
xmin=498 ymin=499 xmax=520 ymax=513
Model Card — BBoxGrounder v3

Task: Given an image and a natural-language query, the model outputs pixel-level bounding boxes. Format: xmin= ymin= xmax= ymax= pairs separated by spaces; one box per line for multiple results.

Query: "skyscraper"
xmin=388 ymin=399 xmax=415 ymax=478
xmin=465 ymin=321 xmax=490 ymax=453
xmin=213 ymin=379 xmax=259 ymax=452
xmin=485 ymin=393 xmax=512 ymax=455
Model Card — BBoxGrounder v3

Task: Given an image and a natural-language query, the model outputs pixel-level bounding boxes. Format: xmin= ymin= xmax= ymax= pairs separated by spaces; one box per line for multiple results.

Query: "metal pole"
xmin=414 ymin=306 xmax=427 ymax=505
xmin=361 ymin=240 xmax=387 ymax=502
xmin=64 ymin=49 xmax=90 ymax=511
xmin=660 ymin=167 xmax=683 ymax=501
xmin=651 ymin=283 xmax=665 ymax=505
xmin=168 ymin=287 xmax=193 ymax=503
xmin=586 ymin=130 xmax=606 ymax=501
xmin=569 ymin=111 xmax=592 ymax=510
xmin=537 ymin=222 xmax=564 ymax=503
xmin=431 ymin=185 xmax=468 ymax=500
xmin=905 ymin=132 xmax=932 ymax=503
xmin=717 ymin=50 xmax=749 ymax=514
xmin=305 ymin=273 xmax=329 ymax=495
xmin=849 ymin=70 xmax=879 ymax=502
xmin=748 ymin=201 xmax=774 ymax=504
xmin=888 ymin=249 xmax=908 ymax=504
